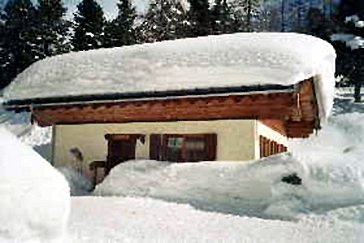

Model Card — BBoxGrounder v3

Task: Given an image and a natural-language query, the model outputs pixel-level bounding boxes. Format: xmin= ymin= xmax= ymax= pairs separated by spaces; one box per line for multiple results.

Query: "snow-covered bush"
xmin=0 ymin=127 xmax=70 ymax=242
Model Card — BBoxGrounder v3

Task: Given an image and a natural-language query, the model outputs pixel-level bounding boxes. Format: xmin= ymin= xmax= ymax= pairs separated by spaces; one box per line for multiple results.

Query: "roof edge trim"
xmin=3 ymin=84 xmax=295 ymax=111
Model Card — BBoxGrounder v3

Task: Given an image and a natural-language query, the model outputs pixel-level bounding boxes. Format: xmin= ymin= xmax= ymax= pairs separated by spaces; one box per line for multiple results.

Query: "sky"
xmin=64 ymin=0 xmax=149 ymax=20
xmin=0 ymin=0 xmax=150 ymax=19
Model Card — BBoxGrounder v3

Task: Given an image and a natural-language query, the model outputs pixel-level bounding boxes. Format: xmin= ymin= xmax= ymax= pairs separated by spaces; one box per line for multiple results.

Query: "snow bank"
xmin=0 ymin=127 xmax=70 ymax=242
xmin=261 ymin=111 xmax=364 ymax=219
xmin=94 ymin=154 xmax=304 ymax=217
xmin=4 ymin=33 xmax=336 ymax=118
xmin=288 ymin=113 xmax=364 ymax=209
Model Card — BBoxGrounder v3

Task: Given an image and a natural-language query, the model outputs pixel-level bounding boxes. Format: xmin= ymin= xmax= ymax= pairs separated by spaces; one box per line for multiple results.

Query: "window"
xmin=167 ymin=137 xmax=183 ymax=149
xmin=150 ymin=134 xmax=217 ymax=162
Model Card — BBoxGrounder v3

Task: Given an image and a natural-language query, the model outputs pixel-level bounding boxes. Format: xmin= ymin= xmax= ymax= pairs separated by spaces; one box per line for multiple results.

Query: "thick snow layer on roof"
xmin=4 ymin=33 xmax=336 ymax=118
xmin=0 ymin=127 xmax=70 ymax=241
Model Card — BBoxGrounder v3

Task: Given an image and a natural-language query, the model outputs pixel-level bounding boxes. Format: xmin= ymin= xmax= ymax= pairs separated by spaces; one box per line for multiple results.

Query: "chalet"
xmin=2 ymin=33 xmax=336 ymax=183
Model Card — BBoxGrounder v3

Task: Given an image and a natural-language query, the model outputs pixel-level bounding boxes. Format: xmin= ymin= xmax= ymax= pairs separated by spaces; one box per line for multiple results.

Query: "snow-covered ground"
xmin=1 ymin=88 xmax=364 ymax=242
xmin=67 ymin=196 xmax=364 ymax=243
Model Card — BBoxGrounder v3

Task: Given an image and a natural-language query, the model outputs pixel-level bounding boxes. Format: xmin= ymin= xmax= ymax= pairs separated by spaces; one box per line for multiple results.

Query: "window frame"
xmin=150 ymin=133 xmax=217 ymax=162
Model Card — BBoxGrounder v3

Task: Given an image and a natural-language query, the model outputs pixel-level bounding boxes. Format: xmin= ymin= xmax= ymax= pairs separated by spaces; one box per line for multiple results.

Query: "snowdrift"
xmin=94 ymin=154 xmax=304 ymax=217
xmin=0 ymin=127 xmax=70 ymax=242
xmin=289 ymin=113 xmax=364 ymax=210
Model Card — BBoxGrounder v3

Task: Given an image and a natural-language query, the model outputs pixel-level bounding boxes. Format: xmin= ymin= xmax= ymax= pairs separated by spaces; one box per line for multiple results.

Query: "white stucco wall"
xmin=52 ymin=120 xmax=257 ymax=178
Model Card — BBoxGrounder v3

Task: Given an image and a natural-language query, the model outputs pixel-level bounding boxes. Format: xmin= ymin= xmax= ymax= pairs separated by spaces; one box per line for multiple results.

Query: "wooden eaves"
xmin=3 ymin=78 xmax=320 ymax=138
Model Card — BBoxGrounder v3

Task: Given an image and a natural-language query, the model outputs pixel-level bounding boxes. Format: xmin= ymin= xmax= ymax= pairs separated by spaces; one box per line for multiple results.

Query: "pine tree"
xmin=0 ymin=14 xmax=8 ymax=88
xmin=258 ymin=1 xmax=282 ymax=32
xmin=304 ymin=7 xmax=333 ymax=39
xmin=230 ymin=0 xmax=262 ymax=32
xmin=333 ymin=0 xmax=364 ymax=102
xmin=211 ymin=0 xmax=234 ymax=34
xmin=139 ymin=0 xmax=189 ymax=43
xmin=0 ymin=0 xmax=38 ymax=89
xmin=188 ymin=0 xmax=211 ymax=36
xmin=34 ymin=0 xmax=71 ymax=57
xmin=104 ymin=0 xmax=137 ymax=47
xmin=72 ymin=0 xmax=105 ymax=51
xmin=344 ymin=4 xmax=364 ymax=102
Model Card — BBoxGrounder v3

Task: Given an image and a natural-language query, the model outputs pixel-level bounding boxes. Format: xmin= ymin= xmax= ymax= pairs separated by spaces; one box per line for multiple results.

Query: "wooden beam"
xmin=32 ymin=79 xmax=321 ymax=138
xmin=33 ymin=92 xmax=295 ymax=126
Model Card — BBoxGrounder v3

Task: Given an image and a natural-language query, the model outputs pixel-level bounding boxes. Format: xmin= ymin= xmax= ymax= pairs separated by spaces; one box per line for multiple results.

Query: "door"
xmin=105 ymin=134 xmax=137 ymax=173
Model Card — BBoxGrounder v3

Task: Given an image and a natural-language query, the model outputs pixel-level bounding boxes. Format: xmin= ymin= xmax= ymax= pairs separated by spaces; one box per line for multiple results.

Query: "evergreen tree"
xmin=230 ymin=0 xmax=262 ymax=32
xmin=0 ymin=0 xmax=38 ymax=89
xmin=139 ymin=0 xmax=189 ymax=42
xmin=188 ymin=0 xmax=211 ymax=36
xmin=35 ymin=0 xmax=71 ymax=57
xmin=332 ymin=0 xmax=364 ymax=102
xmin=343 ymin=3 xmax=364 ymax=102
xmin=72 ymin=0 xmax=105 ymax=51
xmin=258 ymin=1 xmax=283 ymax=32
xmin=0 ymin=14 xmax=8 ymax=88
xmin=304 ymin=7 xmax=333 ymax=39
xmin=211 ymin=0 xmax=234 ymax=34
xmin=104 ymin=0 xmax=137 ymax=47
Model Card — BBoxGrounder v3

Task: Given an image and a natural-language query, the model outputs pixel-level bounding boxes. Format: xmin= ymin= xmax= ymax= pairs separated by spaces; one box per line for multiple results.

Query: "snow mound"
xmin=288 ymin=113 xmax=364 ymax=210
xmin=4 ymin=32 xmax=336 ymax=118
xmin=264 ymin=113 xmax=364 ymax=218
xmin=94 ymin=154 xmax=304 ymax=217
xmin=0 ymin=127 xmax=70 ymax=242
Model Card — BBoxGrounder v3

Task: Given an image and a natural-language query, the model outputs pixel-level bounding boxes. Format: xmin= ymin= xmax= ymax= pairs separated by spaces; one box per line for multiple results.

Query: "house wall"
xmin=52 ymin=120 xmax=257 ymax=179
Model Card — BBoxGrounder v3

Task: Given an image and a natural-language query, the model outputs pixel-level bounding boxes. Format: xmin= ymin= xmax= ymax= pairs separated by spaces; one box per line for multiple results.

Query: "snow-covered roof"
xmin=3 ymin=33 xmax=336 ymax=118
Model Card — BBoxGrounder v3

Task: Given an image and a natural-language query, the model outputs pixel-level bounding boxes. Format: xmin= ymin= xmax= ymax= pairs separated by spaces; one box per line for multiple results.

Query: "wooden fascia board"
xmin=30 ymin=79 xmax=321 ymax=138
xmin=32 ymin=92 xmax=296 ymax=127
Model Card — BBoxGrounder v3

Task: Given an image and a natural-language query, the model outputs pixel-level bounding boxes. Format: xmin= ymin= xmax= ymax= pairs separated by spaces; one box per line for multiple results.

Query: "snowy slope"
xmin=4 ymin=33 xmax=336 ymax=118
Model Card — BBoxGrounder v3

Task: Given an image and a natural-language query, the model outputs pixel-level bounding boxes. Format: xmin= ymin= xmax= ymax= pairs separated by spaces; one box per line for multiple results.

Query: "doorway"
xmin=105 ymin=134 xmax=142 ymax=173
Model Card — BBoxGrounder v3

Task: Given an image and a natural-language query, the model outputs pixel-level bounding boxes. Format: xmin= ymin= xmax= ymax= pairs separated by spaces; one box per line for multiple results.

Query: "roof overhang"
xmin=4 ymin=79 xmax=320 ymax=138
